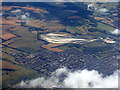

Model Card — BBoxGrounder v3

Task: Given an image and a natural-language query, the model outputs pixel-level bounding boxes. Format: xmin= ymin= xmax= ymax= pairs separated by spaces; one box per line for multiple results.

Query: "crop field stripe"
xmin=2 ymin=44 xmax=29 ymax=54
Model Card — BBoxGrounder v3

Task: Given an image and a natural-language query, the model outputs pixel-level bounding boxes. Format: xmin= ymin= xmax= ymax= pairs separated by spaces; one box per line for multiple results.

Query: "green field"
xmin=18 ymin=46 xmax=37 ymax=53
xmin=2 ymin=65 xmax=43 ymax=88
xmin=96 ymin=22 xmax=115 ymax=31
xmin=66 ymin=26 xmax=83 ymax=34
xmin=7 ymin=27 xmax=45 ymax=54
xmin=2 ymin=45 xmax=44 ymax=88
xmin=57 ymin=45 xmax=70 ymax=51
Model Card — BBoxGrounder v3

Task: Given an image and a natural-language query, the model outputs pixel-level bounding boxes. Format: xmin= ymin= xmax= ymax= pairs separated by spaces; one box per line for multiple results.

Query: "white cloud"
xmin=19 ymin=67 xmax=119 ymax=88
xmin=111 ymin=29 xmax=120 ymax=35
xmin=11 ymin=9 xmax=21 ymax=13
xmin=20 ymin=15 xmax=27 ymax=20
xmin=20 ymin=75 xmax=60 ymax=88
xmin=63 ymin=69 xmax=118 ymax=88
xmin=87 ymin=4 xmax=94 ymax=9
xmin=54 ymin=67 xmax=69 ymax=76
xmin=25 ymin=12 xmax=30 ymax=17
xmin=99 ymin=8 xmax=108 ymax=13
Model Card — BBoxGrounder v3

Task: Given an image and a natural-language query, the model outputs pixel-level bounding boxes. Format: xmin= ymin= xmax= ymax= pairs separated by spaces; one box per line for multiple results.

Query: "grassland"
xmin=6 ymin=24 xmax=44 ymax=53
xmin=1 ymin=6 xmax=51 ymax=88
xmin=56 ymin=45 xmax=70 ymax=51
xmin=84 ymin=40 xmax=107 ymax=47
xmin=2 ymin=45 xmax=28 ymax=63
xmin=2 ymin=45 xmax=43 ymax=88
xmin=2 ymin=52 xmax=16 ymax=63
xmin=8 ymin=37 xmax=43 ymax=53
xmin=2 ymin=45 xmax=28 ymax=55
xmin=66 ymin=26 xmax=83 ymax=34
xmin=83 ymin=44 xmax=114 ymax=54
xmin=2 ymin=63 xmax=43 ymax=88
xmin=2 ymin=45 xmax=44 ymax=88
xmin=96 ymin=22 xmax=115 ymax=31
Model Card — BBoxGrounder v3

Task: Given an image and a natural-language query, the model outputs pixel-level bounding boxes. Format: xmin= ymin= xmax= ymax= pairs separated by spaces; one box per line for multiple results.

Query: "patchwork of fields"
xmin=1 ymin=2 xmax=119 ymax=88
